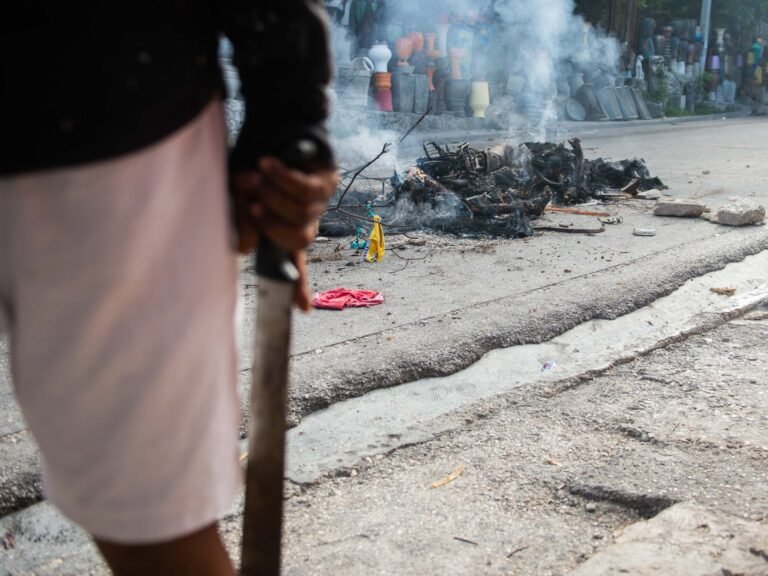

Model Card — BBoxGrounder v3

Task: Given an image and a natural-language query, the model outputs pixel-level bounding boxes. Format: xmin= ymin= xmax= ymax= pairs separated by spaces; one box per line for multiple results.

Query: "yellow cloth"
xmin=365 ymin=215 xmax=385 ymax=262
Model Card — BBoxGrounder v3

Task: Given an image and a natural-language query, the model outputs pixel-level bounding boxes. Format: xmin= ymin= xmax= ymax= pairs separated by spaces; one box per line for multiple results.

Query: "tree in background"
xmin=639 ymin=0 xmax=767 ymax=43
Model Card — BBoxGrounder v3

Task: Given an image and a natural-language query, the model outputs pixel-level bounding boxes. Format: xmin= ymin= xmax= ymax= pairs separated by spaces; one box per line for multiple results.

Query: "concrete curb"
xmin=287 ymin=230 xmax=768 ymax=426
xmin=393 ymin=109 xmax=754 ymax=151
xmin=283 ymin=257 xmax=768 ymax=485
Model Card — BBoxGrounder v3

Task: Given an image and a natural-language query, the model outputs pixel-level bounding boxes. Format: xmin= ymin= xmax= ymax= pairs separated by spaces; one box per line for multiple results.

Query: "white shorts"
xmin=0 ymin=100 xmax=242 ymax=544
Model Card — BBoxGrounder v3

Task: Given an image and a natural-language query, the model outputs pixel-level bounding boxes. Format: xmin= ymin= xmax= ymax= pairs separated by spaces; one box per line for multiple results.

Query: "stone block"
xmin=716 ymin=200 xmax=766 ymax=226
xmin=654 ymin=199 xmax=707 ymax=218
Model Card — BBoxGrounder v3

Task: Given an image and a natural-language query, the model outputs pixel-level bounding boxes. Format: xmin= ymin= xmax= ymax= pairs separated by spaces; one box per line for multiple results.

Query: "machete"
xmin=241 ymin=237 xmax=299 ymax=576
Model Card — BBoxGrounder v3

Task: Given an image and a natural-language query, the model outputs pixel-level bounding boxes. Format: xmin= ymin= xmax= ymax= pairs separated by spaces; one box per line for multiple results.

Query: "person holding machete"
xmin=0 ymin=1 xmax=337 ymax=574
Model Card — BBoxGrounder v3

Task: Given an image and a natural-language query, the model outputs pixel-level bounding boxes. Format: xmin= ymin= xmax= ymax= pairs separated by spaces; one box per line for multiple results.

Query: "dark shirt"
xmin=0 ymin=0 xmax=334 ymax=176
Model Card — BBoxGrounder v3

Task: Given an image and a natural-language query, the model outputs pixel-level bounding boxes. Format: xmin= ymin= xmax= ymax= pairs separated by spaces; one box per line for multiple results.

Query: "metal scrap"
xmin=321 ymin=138 xmax=665 ymax=239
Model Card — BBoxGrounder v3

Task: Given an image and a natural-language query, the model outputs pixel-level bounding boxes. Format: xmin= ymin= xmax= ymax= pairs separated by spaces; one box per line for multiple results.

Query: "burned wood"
xmin=332 ymin=207 xmax=413 ymax=229
xmin=534 ymin=225 xmax=606 ymax=234
xmin=398 ymin=107 xmax=433 ymax=144
xmin=588 ymin=159 xmax=664 ymax=192
xmin=453 ymin=537 xmax=479 ymax=546
xmin=621 ymin=178 xmax=641 ymax=195
xmin=571 ymin=138 xmax=585 ymax=188
xmin=328 ymin=110 xmax=441 ymax=235
xmin=321 ymin=139 xmax=664 ymax=239
xmin=335 ymin=143 xmax=391 ymax=210
xmin=507 ymin=546 xmax=530 ymax=558
xmin=532 ymin=168 xmax=562 ymax=188
xmin=338 ymin=109 xmax=435 ymax=178
xmin=544 ymin=206 xmax=611 ymax=217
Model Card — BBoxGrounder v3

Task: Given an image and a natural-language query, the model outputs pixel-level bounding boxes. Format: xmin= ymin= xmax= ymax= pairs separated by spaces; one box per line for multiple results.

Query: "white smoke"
xmin=329 ymin=20 xmax=354 ymax=66
xmin=327 ymin=0 xmax=622 ymax=151
xmin=494 ymin=0 xmax=620 ymax=139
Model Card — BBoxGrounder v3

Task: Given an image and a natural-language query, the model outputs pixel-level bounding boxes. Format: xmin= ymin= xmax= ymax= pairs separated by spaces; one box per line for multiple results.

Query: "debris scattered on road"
xmin=637 ymin=189 xmax=662 ymax=200
xmin=545 ymin=459 xmax=564 ymax=467
xmin=585 ymin=502 xmax=598 ymax=513
xmin=2 ymin=531 xmax=15 ymax=550
xmin=633 ymin=227 xmax=657 ymax=237
xmin=507 ymin=545 xmax=530 ymax=558
xmin=453 ymin=536 xmax=479 ymax=546
xmin=542 ymin=360 xmax=558 ymax=372
xmin=654 ymin=199 xmax=707 ymax=218
xmin=431 ymin=464 xmax=465 ymax=489
xmin=323 ymin=138 xmax=665 ymax=238
xmin=534 ymin=225 xmax=605 ymax=235
xmin=599 ymin=216 xmax=623 ymax=225
xmin=312 ymin=288 xmax=385 ymax=310
xmin=715 ymin=200 xmax=766 ymax=227
xmin=621 ymin=178 xmax=641 ymax=195
xmin=710 ymin=287 xmax=736 ymax=297
xmin=545 ymin=206 xmax=611 ymax=217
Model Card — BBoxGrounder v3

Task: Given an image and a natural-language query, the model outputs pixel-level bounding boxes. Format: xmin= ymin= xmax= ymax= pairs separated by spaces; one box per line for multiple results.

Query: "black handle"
xmin=256 ymin=238 xmax=299 ymax=283
xmin=255 ymin=138 xmax=320 ymax=283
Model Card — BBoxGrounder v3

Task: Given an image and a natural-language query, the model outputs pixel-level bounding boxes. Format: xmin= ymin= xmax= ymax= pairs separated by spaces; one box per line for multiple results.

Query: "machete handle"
xmin=255 ymin=137 xmax=320 ymax=283
xmin=256 ymin=239 xmax=300 ymax=283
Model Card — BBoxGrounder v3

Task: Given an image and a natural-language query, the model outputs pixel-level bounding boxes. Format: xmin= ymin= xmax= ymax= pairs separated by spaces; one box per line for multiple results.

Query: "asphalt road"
xmin=1 ymin=114 xmax=767 ymax=574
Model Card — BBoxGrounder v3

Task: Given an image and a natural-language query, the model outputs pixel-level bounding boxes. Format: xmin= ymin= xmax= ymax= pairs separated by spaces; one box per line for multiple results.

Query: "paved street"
xmin=1 ymin=114 xmax=767 ymax=574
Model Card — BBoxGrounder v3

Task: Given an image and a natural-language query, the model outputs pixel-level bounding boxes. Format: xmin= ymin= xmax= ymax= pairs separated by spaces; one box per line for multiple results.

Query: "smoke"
xmin=326 ymin=0 xmax=621 ymax=145
xmin=494 ymin=0 xmax=620 ymax=138
xmin=329 ymin=20 xmax=354 ymax=66
xmin=317 ymin=2 xmax=631 ymax=236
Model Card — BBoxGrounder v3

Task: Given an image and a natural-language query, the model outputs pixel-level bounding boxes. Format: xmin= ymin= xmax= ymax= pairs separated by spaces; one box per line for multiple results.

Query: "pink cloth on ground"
xmin=312 ymin=288 xmax=384 ymax=310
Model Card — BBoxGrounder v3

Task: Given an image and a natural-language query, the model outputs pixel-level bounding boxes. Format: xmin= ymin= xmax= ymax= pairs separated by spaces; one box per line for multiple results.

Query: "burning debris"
xmin=321 ymin=138 xmax=665 ymax=238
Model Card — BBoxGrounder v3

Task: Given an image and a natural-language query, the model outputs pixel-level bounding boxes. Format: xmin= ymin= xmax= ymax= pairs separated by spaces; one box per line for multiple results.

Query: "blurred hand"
xmin=231 ymin=156 xmax=338 ymax=311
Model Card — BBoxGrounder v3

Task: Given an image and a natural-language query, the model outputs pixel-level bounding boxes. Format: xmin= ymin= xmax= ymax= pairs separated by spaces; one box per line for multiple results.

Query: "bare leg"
xmin=95 ymin=523 xmax=235 ymax=576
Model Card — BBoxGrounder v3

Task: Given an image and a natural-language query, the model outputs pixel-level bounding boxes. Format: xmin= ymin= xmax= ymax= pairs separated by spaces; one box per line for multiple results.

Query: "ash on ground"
xmin=322 ymin=139 xmax=665 ymax=238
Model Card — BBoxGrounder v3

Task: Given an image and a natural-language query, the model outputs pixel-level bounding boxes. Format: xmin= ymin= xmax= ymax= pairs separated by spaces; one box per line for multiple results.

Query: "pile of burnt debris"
xmin=321 ymin=139 xmax=665 ymax=238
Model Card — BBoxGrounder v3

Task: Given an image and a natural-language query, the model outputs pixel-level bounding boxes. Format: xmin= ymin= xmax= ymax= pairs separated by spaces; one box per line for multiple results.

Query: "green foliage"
xmin=695 ymin=102 xmax=719 ymax=114
xmin=663 ymin=102 xmax=736 ymax=117
xmin=638 ymin=0 xmax=768 ymax=39
xmin=637 ymin=0 xmax=699 ymax=17
xmin=647 ymin=72 xmax=669 ymax=104
xmin=663 ymin=105 xmax=691 ymax=117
